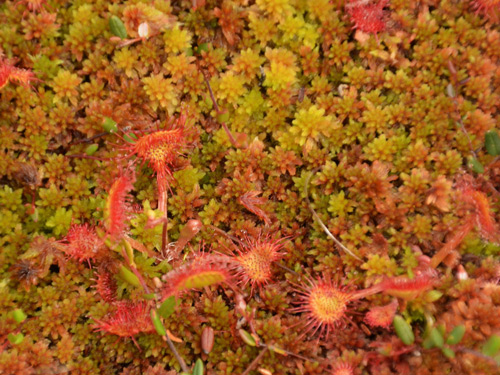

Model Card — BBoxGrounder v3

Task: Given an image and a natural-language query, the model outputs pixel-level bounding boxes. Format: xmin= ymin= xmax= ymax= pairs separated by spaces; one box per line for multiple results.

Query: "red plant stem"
xmin=164 ymin=333 xmax=189 ymax=373
xmin=349 ymin=283 xmax=384 ymax=301
xmin=158 ymin=181 xmax=169 ymax=253
xmin=241 ymin=346 xmax=268 ymax=375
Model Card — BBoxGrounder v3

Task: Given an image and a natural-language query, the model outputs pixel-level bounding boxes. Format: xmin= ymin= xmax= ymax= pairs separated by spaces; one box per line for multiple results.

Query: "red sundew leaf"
xmin=379 ymin=273 xmax=435 ymax=300
xmin=94 ymin=270 xmax=117 ymax=303
xmin=364 ymin=299 xmax=398 ymax=328
xmin=290 ymin=277 xmax=353 ymax=339
xmin=161 ymin=254 xmax=231 ymax=298
xmin=229 ymin=234 xmax=285 ymax=294
xmin=104 ymin=172 xmax=135 ymax=239
xmin=93 ymin=300 xmax=154 ymax=339
xmin=64 ymin=224 xmax=105 ymax=263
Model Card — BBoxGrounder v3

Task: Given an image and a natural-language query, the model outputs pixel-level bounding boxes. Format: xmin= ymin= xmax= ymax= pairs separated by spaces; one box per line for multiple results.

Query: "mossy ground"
xmin=1 ymin=0 xmax=500 ymax=374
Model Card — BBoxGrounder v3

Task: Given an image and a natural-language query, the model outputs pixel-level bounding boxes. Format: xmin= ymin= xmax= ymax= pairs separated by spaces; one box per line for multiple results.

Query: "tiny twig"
xmin=241 ymin=346 xmax=268 ymax=375
xmin=304 ymin=169 xmax=362 ymax=261
xmin=201 ymin=73 xmax=240 ymax=148
xmin=165 ymin=333 xmax=189 ymax=373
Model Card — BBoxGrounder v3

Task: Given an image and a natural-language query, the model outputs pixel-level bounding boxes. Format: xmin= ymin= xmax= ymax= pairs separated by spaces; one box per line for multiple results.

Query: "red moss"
xmin=104 ymin=172 xmax=135 ymax=239
xmin=470 ymin=0 xmax=500 ymax=21
xmin=0 ymin=59 xmax=37 ymax=90
xmin=346 ymin=0 xmax=388 ymax=34
xmin=238 ymin=191 xmax=271 ymax=225
xmin=15 ymin=0 xmax=49 ymax=13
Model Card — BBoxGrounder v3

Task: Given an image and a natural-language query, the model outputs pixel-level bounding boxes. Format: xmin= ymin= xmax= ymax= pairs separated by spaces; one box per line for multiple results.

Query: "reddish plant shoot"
xmin=346 ymin=0 xmax=388 ymax=34
xmin=0 ymin=59 xmax=37 ymax=90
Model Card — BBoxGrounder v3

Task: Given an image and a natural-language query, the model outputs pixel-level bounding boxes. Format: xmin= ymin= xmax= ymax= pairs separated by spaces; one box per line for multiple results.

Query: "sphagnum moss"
xmin=1 ymin=0 xmax=500 ymax=374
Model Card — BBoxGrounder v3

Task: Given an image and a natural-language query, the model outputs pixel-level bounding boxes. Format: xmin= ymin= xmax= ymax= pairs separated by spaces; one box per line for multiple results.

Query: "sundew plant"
xmin=1 ymin=1 xmax=500 ymax=374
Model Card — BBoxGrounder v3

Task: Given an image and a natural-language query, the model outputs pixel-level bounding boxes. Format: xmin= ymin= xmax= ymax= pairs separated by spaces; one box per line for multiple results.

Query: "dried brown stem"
xmin=165 ymin=333 xmax=189 ymax=373
xmin=241 ymin=346 xmax=268 ymax=375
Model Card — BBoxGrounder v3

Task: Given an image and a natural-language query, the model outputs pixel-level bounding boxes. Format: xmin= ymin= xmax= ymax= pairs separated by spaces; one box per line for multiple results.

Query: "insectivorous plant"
xmin=104 ymin=171 xmax=135 ymax=240
xmin=63 ymin=224 xmax=105 ymax=265
xmin=93 ymin=300 xmax=154 ymax=349
xmin=291 ymin=276 xmax=353 ymax=338
xmin=161 ymin=253 xmax=231 ymax=298
xmin=228 ymin=233 xmax=285 ymax=294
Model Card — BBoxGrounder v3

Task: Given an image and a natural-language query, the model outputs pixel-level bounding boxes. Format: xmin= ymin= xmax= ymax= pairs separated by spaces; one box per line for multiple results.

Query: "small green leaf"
xmin=429 ymin=328 xmax=444 ymax=348
xmin=393 ymin=315 xmax=414 ymax=345
xmin=109 ymin=16 xmax=128 ymax=39
xmin=442 ymin=347 xmax=455 ymax=359
xmin=485 ymin=130 xmax=500 ymax=156
xmin=239 ymin=329 xmax=257 ymax=346
xmin=446 ymin=325 xmax=465 ymax=345
xmin=123 ymin=133 xmax=138 ymax=143
xmin=483 ymin=334 xmax=500 ymax=357
xmin=85 ymin=144 xmax=99 ymax=156
xmin=196 ymin=43 xmax=209 ymax=54
xmin=193 ymin=359 xmax=204 ymax=375
xmin=216 ymin=111 xmax=230 ymax=123
xmin=425 ymin=290 xmax=443 ymax=302
xmin=468 ymin=157 xmax=484 ymax=174
xmin=150 ymin=309 xmax=167 ymax=336
xmin=158 ymin=296 xmax=176 ymax=318
xmin=102 ymin=117 xmax=118 ymax=133
xmin=143 ymin=293 xmax=156 ymax=300
xmin=118 ymin=265 xmax=141 ymax=287
xmin=7 ymin=333 xmax=24 ymax=344
xmin=11 ymin=309 xmax=27 ymax=324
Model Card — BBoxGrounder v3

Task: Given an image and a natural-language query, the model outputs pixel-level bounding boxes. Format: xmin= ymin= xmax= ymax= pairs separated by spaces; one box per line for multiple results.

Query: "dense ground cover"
xmin=1 ymin=0 xmax=500 ymax=374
